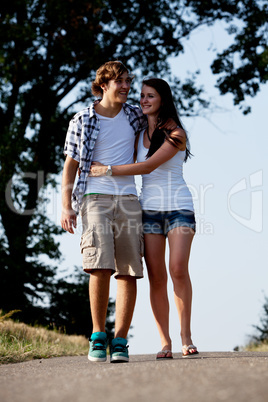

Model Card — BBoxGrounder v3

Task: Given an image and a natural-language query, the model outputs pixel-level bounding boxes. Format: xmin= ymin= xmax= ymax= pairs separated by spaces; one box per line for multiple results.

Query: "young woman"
xmin=89 ymin=78 xmax=198 ymax=359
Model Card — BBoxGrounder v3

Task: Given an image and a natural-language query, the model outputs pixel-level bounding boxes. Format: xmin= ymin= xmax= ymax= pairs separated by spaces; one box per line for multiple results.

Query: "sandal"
xmin=156 ymin=350 xmax=173 ymax=360
xmin=182 ymin=344 xmax=199 ymax=358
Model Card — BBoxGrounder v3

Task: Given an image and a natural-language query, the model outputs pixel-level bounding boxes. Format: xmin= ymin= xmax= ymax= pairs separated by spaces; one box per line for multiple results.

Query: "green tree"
xmin=0 ymin=0 xmax=267 ymax=328
xmin=251 ymin=295 xmax=268 ymax=344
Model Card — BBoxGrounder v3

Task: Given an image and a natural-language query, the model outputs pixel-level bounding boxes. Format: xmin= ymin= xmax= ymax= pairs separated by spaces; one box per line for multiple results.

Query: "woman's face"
xmin=140 ymin=85 xmax=162 ymax=116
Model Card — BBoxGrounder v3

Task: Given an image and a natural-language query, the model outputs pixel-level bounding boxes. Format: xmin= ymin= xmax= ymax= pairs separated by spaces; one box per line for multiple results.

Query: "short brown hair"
xmin=91 ymin=61 xmax=133 ymax=97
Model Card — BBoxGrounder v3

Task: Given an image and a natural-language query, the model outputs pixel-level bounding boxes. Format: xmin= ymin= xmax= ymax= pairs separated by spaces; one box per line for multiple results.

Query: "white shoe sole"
xmin=110 ymin=356 xmax=129 ymax=363
xmin=88 ymin=354 xmax=107 ymax=362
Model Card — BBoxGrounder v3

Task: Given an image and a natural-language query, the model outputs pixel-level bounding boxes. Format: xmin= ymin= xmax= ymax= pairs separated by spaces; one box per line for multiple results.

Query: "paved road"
xmin=1 ymin=352 xmax=268 ymax=402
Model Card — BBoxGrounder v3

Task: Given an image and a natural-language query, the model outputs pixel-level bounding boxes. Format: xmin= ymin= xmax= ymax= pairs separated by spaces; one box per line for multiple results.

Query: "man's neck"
xmin=95 ymin=99 xmax=123 ymax=118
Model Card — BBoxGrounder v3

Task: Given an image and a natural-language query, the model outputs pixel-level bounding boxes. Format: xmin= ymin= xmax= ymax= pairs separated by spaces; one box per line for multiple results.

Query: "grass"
xmin=1 ymin=311 xmax=268 ymax=365
xmin=0 ymin=311 xmax=89 ymax=365
xmin=244 ymin=341 xmax=268 ymax=352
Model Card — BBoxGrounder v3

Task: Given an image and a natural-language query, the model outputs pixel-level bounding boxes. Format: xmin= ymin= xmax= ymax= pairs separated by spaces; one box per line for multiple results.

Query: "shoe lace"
xmin=112 ymin=344 xmax=129 ymax=353
xmin=92 ymin=340 xmax=106 ymax=351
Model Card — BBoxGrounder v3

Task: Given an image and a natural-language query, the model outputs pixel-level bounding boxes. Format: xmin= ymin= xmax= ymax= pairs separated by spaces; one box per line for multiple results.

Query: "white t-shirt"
xmin=137 ymin=130 xmax=194 ymax=211
xmin=84 ymin=108 xmax=137 ymax=195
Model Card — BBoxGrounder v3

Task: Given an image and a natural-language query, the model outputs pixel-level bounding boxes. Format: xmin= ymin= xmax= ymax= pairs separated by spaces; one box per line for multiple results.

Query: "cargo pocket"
xmin=80 ymin=227 xmax=97 ymax=267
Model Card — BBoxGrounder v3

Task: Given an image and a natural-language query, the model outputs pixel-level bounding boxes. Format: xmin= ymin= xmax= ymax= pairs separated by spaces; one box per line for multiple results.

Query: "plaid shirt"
xmin=64 ymin=101 xmax=147 ymax=212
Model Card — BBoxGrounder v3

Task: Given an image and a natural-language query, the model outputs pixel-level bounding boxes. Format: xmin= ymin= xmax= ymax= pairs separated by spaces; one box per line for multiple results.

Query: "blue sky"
xmin=48 ymin=22 xmax=267 ymax=354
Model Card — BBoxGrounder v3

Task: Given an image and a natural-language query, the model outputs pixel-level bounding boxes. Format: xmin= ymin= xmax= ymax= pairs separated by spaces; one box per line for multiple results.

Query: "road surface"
xmin=1 ymin=352 xmax=268 ymax=401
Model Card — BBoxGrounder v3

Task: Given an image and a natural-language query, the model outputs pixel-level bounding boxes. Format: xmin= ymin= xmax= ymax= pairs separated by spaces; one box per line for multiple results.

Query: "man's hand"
xmin=61 ymin=208 xmax=77 ymax=234
xmin=160 ymin=118 xmax=177 ymax=131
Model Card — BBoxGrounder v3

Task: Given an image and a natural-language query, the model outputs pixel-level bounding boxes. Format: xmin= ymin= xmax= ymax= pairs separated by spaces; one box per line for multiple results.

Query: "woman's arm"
xmin=89 ymin=128 xmax=186 ymax=177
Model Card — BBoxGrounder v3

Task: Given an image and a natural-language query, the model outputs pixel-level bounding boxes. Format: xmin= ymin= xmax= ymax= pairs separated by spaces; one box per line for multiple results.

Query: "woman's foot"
xmin=156 ymin=349 xmax=173 ymax=360
xmin=182 ymin=344 xmax=199 ymax=357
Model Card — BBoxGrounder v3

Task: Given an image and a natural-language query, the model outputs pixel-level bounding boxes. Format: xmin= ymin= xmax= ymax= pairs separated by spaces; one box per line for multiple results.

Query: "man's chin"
xmin=118 ymin=94 xmax=128 ymax=101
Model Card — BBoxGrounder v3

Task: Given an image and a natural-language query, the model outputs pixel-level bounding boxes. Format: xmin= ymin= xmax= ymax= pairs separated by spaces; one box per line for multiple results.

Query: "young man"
xmin=60 ymin=61 xmax=147 ymax=363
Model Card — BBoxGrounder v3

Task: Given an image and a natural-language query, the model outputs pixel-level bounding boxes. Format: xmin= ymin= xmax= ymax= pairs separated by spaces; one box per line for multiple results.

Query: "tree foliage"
xmin=251 ymin=295 xmax=268 ymax=344
xmin=0 ymin=0 xmax=267 ymax=332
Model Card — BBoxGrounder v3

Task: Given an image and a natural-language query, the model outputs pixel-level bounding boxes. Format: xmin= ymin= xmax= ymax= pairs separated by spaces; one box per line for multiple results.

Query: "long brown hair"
xmin=142 ymin=78 xmax=191 ymax=162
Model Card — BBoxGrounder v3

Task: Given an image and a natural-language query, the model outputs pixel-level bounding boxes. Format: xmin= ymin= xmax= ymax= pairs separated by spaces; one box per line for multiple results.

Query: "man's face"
xmin=101 ymin=71 xmax=132 ymax=103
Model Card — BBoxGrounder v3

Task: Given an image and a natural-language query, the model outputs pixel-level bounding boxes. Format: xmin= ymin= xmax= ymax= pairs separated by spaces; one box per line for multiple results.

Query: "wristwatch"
xmin=106 ymin=165 xmax=112 ymax=176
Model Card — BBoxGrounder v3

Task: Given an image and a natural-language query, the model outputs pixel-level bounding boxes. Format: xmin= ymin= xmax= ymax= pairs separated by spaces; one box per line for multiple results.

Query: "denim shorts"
xmin=142 ymin=209 xmax=196 ymax=236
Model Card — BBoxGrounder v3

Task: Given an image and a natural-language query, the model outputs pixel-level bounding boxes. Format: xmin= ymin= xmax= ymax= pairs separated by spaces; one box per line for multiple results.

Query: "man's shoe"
xmin=88 ymin=332 xmax=108 ymax=362
xmin=110 ymin=337 xmax=129 ymax=363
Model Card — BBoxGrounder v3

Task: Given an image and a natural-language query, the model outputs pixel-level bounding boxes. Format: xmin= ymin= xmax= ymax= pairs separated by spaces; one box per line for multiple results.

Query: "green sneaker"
xmin=88 ymin=332 xmax=108 ymax=362
xmin=110 ymin=337 xmax=129 ymax=363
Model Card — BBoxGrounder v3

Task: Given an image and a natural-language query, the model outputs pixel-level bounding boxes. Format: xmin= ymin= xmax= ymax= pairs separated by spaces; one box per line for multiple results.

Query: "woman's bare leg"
xmin=168 ymin=227 xmax=195 ymax=348
xmin=145 ymin=234 xmax=172 ymax=352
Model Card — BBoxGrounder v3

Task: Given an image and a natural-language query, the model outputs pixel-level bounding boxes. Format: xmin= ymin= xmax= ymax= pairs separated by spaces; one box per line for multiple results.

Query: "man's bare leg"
xmin=114 ymin=276 xmax=137 ymax=339
xmin=89 ymin=269 xmax=112 ymax=333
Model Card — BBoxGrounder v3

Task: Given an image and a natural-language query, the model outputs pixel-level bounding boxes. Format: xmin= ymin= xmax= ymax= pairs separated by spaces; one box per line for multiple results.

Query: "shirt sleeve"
xmin=63 ymin=117 xmax=82 ymax=162
xmin=136 ymin=107 xmax=148 ymax=132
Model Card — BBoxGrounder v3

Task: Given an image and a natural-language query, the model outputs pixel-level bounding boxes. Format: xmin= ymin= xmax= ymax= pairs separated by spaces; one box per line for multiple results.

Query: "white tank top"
xmin=137 ymin=130 xmax=194 ymax=211
xmin=85 ymin=108 xmax=137 ymax=196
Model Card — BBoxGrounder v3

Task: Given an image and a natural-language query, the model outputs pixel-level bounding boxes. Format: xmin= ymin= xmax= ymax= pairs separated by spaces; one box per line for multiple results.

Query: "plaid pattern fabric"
xmin=64 ymin=101 xmax=147 ymax=212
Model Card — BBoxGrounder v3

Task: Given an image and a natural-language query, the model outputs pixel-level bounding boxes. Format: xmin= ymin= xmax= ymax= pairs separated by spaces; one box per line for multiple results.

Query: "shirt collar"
xmin=89 ymin=100 xmax=101 ymax=119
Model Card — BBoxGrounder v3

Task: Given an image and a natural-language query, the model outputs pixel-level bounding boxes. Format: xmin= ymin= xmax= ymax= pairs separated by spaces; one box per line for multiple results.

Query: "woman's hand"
xmin=89 ymin=161 xmax=107 ymax=177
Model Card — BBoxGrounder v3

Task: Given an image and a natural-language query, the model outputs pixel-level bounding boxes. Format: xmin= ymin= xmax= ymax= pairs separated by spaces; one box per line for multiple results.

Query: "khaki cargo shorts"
xmin=80 ymin=194 xmax=144 ymax=278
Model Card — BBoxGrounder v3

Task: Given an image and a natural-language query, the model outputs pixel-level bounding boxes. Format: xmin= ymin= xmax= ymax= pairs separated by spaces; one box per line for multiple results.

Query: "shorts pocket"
xmin=80 ymin=228 xmax=96 ymax=264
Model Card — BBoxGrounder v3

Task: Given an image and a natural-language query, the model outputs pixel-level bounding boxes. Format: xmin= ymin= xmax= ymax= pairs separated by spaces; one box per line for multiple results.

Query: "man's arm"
xmin=60 ymin=156 xmax=79 ymax=234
